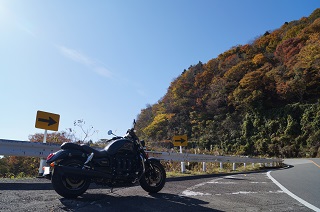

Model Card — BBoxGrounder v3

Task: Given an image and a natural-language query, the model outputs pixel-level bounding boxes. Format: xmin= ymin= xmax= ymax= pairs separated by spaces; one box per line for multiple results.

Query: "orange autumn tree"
xmin=136 ymin=9 xmax=320 ymax=157
xmin=28 ymin=131 xmax=73 ymax=144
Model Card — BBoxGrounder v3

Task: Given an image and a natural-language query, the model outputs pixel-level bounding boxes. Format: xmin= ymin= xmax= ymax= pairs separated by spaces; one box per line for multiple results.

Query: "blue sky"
xmin=0 ymin=1 xmax=319 ymax=142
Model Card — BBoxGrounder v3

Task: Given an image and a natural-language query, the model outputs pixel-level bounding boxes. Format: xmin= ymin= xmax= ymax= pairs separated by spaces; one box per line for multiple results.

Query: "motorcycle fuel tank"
xmin=104 ymin=139 xmax=135 ymax=155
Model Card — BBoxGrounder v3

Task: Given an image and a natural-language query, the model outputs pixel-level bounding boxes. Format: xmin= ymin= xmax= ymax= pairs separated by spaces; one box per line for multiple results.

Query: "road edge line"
xmin=310 ymin=159 xmax=320 ymax=168
xmin=267 ymin=171 xmax=320 ymax=212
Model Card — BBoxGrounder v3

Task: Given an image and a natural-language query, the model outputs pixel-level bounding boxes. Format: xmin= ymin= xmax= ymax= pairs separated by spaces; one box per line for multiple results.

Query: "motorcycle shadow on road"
xmin=0 ymin=181 xmax=53 ymax=191
xmin=165 ymin=170 xmax=271 ymax=183
xmin=60 ymin=192 xmax=223 ymax=212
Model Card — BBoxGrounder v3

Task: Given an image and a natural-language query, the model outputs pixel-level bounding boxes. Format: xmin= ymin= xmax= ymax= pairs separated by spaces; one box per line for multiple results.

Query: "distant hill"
xmin=136 ymin=9 xmax=320 ymax=158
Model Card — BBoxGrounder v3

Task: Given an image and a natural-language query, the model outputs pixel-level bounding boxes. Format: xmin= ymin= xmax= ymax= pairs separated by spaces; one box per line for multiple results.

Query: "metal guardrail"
xmin=0 ymin=139 xmax=282 ymax=165
xmin=0 ymin=139 xmax=60 ymax=157
xmin=147 ymin=151 xmax=282 ymax=164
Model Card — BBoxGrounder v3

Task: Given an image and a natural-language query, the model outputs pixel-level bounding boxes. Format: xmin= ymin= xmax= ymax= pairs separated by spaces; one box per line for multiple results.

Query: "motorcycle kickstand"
xmin=110 ymin=183 xmax=116 ymax=193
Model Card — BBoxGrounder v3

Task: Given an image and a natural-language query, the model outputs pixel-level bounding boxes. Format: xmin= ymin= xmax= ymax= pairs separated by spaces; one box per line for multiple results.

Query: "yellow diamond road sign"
xmin=173 ymin=135 xmax=188 ymax=147
xmin=35 ymin=110 xmax=60 ymax=131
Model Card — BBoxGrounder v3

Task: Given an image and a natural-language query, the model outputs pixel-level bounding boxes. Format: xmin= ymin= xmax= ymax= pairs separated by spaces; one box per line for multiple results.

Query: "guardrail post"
xmin=181 ymin=162 xmax=186 ymax=173
xmin=38 ymin=130 xmax=48 ymax=177
xmin=38 ymin=159 xmax=46 ymax=175
xmin=220 ymin=162 xmax=223 ymax=170
xmin=252 ymin=163 xmax=255 ymax=168
xmin=244 ymin=163 xmax=246 ymax=169
xmin=202 ymin=162 xmax=206 ymax=172
xmin=232 ymin=163 xmax=236 ymax=171
xmin=180 ymin=146 xmax=186 ymax=173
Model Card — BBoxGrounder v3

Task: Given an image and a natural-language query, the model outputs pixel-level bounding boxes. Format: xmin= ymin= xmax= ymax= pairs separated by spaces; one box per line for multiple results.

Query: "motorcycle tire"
xmin=51 ymin=159 xmax=90 ymax=198
xmin=139 ymin=160 xmax=166 ymax=193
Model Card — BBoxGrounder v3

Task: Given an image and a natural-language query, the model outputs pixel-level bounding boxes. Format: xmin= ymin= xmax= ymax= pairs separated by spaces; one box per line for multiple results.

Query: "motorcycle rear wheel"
xmin=139 ymin=160 xmax=166 ymax=193
xmin=51 ymin=159 xmax=90 ymax=198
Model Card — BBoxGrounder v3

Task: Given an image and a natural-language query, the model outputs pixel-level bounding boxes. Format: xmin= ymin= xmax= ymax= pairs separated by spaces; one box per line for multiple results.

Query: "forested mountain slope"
xmin=136 ymin=9 xmax=320 ymax=158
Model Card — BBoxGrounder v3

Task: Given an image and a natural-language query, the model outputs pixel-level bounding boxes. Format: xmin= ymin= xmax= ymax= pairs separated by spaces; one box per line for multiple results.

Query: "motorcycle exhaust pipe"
xmin=55 ymin=165 xmax=112 ymax=178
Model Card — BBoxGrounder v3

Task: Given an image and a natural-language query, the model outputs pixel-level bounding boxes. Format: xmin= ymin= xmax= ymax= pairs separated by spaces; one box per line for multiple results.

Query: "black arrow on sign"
xmin=175 ymin=138 xmax=186 ymax=144
xmin=38 ymin=117 xmax=57 ymax=126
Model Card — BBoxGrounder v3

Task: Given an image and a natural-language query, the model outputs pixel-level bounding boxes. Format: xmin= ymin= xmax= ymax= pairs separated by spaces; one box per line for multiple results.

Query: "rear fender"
xmin=46 ymin=149 xmax=88 ymax=164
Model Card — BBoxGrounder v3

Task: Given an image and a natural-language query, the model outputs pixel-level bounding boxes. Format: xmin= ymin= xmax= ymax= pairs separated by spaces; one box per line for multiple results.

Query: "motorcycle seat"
xmin=61 ymin=142 xmax=108 ymax=158
xmin=81 ymin=145 xmax=109 ymax=158
xmin=61 ymin=142 xmax=83 ymax=151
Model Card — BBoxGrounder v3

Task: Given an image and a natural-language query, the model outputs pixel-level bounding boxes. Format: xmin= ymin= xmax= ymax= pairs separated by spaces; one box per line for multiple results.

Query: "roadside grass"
xmin=2 ymin=163 xmax=269 ymax=179
xmin=148 ymin=147 xmax=282 ymax=178
xmin=164 ymin=161 xmax=269 ymax=178
xmin=0 ymin=172 xmax=35 ymax=179
xmin=1 ymin=163 xmax=273 ymax=179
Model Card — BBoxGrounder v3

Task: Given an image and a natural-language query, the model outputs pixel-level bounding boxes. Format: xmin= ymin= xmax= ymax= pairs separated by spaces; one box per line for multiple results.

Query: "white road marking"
xmin=250 ymin=182 xmax=267 ymax=184
xmin=224 ymin=176 xmax=241 ymax=179
xmin=180 ymin=175 xmax=284 ymax=197
xmin=180 ymin=178 xmax=222 ymax=196
xmin=208 ymin=181 xmax=236 ymax=184
xmin=267 ymin=171 xmax=320 ymax=212
xmin=181 ymin=190 xmax=211 ymax=196
xmin=231 ymin=191 xmax=258 ymax=195
xmin=182 ymin=189 xmax=285 ymax=197
xmin=268 ymin=190 xmax=284 ymax=194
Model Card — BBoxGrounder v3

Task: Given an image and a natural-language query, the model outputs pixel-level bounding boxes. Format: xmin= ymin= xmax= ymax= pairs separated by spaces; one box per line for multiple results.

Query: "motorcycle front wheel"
xmin=139 ymin=159 xmax=166 ymax=193
xmin=51 ymin=159 xmax=90 ymax=198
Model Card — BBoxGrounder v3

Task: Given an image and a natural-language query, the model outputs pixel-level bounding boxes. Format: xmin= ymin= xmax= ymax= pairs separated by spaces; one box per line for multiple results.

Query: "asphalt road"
xmin=0 ymin=160 xmax=318 ymax=212
xmin=269 ymin=158 xmax=320 ymax=211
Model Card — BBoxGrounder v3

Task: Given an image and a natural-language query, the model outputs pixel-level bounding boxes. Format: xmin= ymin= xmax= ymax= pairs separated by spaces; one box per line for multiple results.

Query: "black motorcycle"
xmin=44 ymin=121 xmax=166 ymax=198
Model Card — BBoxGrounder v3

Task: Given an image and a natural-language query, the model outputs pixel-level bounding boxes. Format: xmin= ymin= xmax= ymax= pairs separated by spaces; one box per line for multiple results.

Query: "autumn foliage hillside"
xmin=135 ymin=9 xmax=320 ymax=158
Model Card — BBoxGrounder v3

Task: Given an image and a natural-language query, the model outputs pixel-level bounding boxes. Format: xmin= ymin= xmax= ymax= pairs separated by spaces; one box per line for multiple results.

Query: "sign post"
xmin=35 ymin=110 xmax=60 ymax=176
xmin=173 ymin=135 xmax=188 ymax=173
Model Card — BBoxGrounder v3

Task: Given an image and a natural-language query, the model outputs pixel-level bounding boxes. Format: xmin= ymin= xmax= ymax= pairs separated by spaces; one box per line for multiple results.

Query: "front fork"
xmin=144 ymin=159 xmax=159 ymax=180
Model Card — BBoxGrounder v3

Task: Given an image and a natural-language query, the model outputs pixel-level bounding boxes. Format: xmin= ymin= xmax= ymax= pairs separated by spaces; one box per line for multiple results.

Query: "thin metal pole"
xmin=43 ymin=130 xmax=47 ymax=143
xmin=202 ymin=162 xmax=206 ymax=172
xmin=38 ymin=130 xmax=48 ymax=176
xmin=180 ymin=146 xmax=185 ymax=173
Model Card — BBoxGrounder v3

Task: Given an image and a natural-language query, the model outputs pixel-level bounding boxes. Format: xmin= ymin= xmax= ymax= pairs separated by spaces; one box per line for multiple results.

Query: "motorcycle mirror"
xmin=107 ymin=130 xmax=113 ymax=135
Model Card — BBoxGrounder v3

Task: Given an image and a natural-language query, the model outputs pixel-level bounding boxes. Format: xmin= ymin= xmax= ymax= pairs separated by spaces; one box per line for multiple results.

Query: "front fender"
xmin=145 ymin=157 xmax=162 ymax=171
xmin=46 ymin=149 xmax=88 ymax=164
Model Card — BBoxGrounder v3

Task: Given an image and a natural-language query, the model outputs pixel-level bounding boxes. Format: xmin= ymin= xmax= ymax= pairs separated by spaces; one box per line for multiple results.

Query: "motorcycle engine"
xmin=114 ymin=154 xmax=139 ymax=176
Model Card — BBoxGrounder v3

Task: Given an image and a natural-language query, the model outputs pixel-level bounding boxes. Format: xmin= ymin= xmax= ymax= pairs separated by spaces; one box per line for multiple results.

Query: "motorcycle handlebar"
xmin=125 ymin=128 xmax=139 ymax=141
